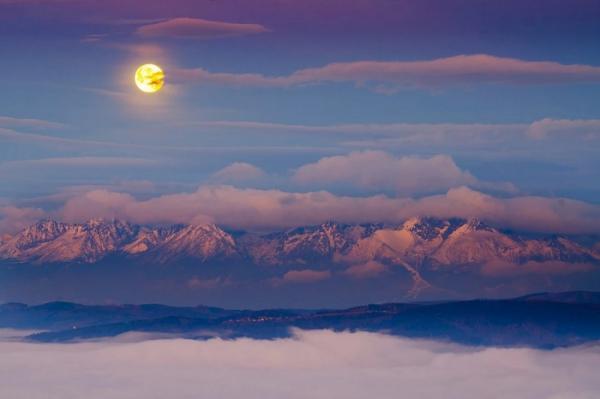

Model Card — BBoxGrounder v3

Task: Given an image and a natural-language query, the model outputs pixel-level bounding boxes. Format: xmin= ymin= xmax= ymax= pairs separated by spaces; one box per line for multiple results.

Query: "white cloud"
xmin=211 ymin=162 xmax=267 ymax=183
xmin=293 ymin=151 xmax=477 ymax=195
xmin=0 ymin=330 xmax=598 ymax=399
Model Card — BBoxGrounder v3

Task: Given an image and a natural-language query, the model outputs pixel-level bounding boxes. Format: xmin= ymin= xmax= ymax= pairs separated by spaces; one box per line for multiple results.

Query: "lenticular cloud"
xmin=1 ymin=329 xmax=599 ymax=399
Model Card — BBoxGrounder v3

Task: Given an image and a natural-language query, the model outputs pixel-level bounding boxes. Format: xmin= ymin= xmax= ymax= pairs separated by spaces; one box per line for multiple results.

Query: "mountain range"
xmin=1 ymin=218 xmax=599 ymax=305
xmin=2 ymin=218 xmax=599 ymax=265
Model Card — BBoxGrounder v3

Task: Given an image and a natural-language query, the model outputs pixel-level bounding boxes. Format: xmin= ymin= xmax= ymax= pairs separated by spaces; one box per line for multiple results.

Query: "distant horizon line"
xmin=4 ymin=290 xmax=600 ymax=310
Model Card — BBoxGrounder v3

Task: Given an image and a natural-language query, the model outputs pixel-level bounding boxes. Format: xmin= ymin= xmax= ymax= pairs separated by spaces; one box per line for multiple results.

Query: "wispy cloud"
xmin=191 ymin=118 xmax=600 ymax=143
xmin=0 ymin=127 xmax=334 ymax=155
xmin=527 ymin=118 xmax=600 ymax=139
xmin=281 ymin=269 xmax=332 ymax=284
xmin=173 ymin=54 xmax=600 ymax=91
xmin=0 ymin=157 xmax=158 ymax=169
xmin=195 ymin=120 xmax=527 ymax=136
xmin=136 ymin=17 xmax=269 ymax=39
xmin=0 ymin=116 xmax=65 ymax=130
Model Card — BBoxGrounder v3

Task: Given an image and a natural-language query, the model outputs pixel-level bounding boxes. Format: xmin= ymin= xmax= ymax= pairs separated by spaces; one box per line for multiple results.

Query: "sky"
xmin=1 ymin=0 xmax=600 ymax=234
xmin=2 ymin=329 xmax=600 ymax=399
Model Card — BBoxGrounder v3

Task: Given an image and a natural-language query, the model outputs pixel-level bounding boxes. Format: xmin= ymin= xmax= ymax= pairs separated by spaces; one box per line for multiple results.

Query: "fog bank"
xmin=1 ymin=329 xmax=599 ymax=399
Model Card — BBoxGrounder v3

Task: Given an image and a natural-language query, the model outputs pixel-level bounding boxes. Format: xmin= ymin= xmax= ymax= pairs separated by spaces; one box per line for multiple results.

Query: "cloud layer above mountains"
xmin=46 ymin=185 xmax=600 ymax=234
xmin=1 ymin=330 xmax=599 ymax=399
xmin=1 ymin=147 xmax=599 ymax=235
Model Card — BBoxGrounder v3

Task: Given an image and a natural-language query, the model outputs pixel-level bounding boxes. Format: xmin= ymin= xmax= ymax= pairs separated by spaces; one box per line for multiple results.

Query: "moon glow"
xmin=135 ymin=64 xmax=164 ymax=93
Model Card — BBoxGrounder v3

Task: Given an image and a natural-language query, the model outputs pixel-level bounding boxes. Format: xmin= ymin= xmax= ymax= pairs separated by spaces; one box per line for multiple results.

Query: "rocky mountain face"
xmin=145 ymin=224 xmax=240 ymax=263
xmin=0 ymin=220 xmax=242 ymax=264
xmin=1 ymin=218 xmax=598 ymax=297
xmin=240 ymin=222 xmax=379 ymax=265
xmin=0 ymin=219 xmax=137 ymax=263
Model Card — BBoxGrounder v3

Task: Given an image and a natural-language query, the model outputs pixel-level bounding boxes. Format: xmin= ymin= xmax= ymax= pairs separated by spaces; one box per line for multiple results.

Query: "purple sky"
xmin=0 ymin=0 xmax=599 ymax=235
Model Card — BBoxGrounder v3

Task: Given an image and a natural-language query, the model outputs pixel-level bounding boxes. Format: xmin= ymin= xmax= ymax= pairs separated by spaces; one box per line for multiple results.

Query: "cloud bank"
xmin=51 ymin=185 xmax=600 ymax=234
xmin=0 ymin=147 xmax=597 ymax=235
xmin=1 ymin=330 xmax=599 ymax=399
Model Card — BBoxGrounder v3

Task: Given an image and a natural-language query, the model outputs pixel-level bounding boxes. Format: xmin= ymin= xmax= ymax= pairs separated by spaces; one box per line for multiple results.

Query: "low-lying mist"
xmin=1 ymin=329 xmax=599 ymax=399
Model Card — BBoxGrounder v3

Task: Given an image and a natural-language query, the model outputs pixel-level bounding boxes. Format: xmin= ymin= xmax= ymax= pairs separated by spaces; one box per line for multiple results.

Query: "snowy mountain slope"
xmin=0 ymin=219 xmax=136 ymax=263
xmin=1 ymin=218 xmax=598 ymax=271
xmin=147 ymin=224 xmax=241 ymax=262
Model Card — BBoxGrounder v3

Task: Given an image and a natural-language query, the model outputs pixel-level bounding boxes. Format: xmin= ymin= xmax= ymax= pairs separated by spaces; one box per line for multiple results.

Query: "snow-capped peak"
xmin=0 ymin=219 xmax=597 ymax=270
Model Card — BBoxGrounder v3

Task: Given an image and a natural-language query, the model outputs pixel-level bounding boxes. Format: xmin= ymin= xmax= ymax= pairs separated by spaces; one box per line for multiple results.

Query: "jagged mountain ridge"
xmin=0 ymin=219 xmax=239 ymax=264
xmin=1 ymin=218 xmax=598 ymax=269
xmin=0 ymin=219 xmax=138 ymax=263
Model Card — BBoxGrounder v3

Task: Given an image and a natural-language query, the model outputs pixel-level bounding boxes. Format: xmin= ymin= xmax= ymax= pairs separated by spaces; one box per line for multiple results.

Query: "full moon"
xmin=135 ymin=64 xmax=164 ymax=93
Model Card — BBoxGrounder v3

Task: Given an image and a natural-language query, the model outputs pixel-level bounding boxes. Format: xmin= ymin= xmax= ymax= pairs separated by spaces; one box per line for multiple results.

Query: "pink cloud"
xmin=343 ymin=261 xmax=388 ymax=279
xmin=0 ymin=206 xmax=46 ymax=235
xmin=50 ymin=185 xmax=600 ymax=234
xmin=172 ymin=68 xmax=287 ymax=88
xmin=480 ymin=260 xmax=594 ymax=277
xmin=403 ymin=187 xmax=600 ymax=234
xmin=58 ymin=187 xmax=398 ymax=230
xmin=293 ymin=151 xmax=476 ymax=195
xmin=136 ymin=18 xmax=269 ymax=39
xmin=172 ymin=54 xmax=600 ymax=90
xmin=0 ymin=116 xmax=64 ymax=130
xmin=527 ymin=118 xmax=600 ymax=139
xmin=211 ymin=162 xmax=267 ymax=183
xmin=281 ymin=269 xmax=332 ymax=283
